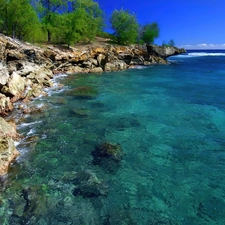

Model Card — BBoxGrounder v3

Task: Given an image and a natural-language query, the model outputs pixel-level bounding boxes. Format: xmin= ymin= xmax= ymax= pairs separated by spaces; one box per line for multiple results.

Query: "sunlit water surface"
xmin=1 ymin=51 xmax=225 ymax=225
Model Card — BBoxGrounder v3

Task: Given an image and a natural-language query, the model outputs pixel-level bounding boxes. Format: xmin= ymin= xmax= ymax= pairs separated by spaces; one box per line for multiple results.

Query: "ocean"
xmin=1 ymin=49 xmax=225 ymax=225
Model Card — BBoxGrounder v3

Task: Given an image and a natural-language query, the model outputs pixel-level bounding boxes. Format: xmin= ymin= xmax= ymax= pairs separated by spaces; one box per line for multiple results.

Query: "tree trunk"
xmin=47 ymin=30 xmax=51 ymax=43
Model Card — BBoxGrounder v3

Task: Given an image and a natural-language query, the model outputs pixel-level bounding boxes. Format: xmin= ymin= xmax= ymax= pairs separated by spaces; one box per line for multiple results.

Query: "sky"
xmin=97 ymin=0 xmax=225 ymax=49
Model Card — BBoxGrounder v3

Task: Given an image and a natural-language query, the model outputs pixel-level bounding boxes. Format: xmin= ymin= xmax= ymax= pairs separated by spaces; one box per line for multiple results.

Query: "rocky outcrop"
xmin=0 ymin=33 xmax=186 ymax=176
xmin=0 ymin=117 xmax=20 ymax=176
xmin=146 ymin=44 xmax=186 ymax=59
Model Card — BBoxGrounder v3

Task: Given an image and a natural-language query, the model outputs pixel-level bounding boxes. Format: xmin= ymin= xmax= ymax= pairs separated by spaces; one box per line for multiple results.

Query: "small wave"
xmin=18 ymin=120 xmax=42 ymax=128
xmin=27 ymin=128 xmax=36 ymax=135
xmin=175 ymin=52 xmax=225 ymax=57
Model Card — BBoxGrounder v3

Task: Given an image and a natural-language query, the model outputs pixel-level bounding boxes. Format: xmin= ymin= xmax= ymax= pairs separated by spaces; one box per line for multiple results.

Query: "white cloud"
xmin=198 ymin=43 xmax=207 ymax=47
xmin=178 ymin=43 xmax=225 ymax=49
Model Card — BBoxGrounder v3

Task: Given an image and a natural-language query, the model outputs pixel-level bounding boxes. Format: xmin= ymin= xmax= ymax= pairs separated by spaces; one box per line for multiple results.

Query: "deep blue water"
xmin=1 ymin=50 xmax=225 ymax=224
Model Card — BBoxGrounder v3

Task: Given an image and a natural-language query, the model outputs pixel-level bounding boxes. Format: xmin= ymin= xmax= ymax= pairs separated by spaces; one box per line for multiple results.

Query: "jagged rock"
xmin=0 ymin=117 xmax=20 ymax=176
xmin=0 ymin=62 xmax=9 ymax=85
xmin=6 ymin=49 xmax=25 ymax=62
xmin=105 ymin=60 xmax=128 ymax=71
xmin=82 ymin=60 xmax=93 ymax=68
xmin=1 ymin=72 xmax=26 ymax=102
xmin=25 ymin=83 xmax=47 ymax=98
xmin=89 ymin=58 xmax=98 ymax=67
xmin=97 ymin=53 xmax=106 ymax=67
xmin=64 ymin=65 xmax=84 ymax=74
xmin=89 ymin=67 xmax=103 ymax=73
xmin=147 ymin=44 xmax=186 ymax=59
xmin=90 ymin=46 xmax=105 ymax=57
xmin=27 ymin=67 xmax=53 ymax=86
xmin=0 ymin=93 xmax=13 ymax=116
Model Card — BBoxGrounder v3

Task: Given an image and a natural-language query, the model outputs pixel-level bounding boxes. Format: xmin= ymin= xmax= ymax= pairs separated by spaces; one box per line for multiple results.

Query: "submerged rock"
xmin=67 ymin=86 xmax=98 ymax=99
xmin=92 ymin=142 xmax=124 ymax=174
xmin=72 ymin=170 xmax=108 ymax=198
xmin=70 ymin=108 xmax=90 ymax=117
xmin=93 ymin=142 xmax=123 ymax=161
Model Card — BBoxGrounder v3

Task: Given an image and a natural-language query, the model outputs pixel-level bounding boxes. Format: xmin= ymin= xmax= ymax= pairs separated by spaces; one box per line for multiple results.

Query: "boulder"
xmin=0 ymin=62 xmax=9 ymax=85
xmin=0 ymin=93 xmax=13 ymax=116
xmin=97 ymin=53 xmax=106 ymax=67
xmin=89 ymin=67 xmax=103 ymax=73
xmin=105 ymin=60 xmax=128 ymax=71
xmin=0 ymin=117 xmax=20 ymax=176
xmin=90 ymin=46 xmax=105 ymax=57
xmin=1 ymin=72 xmax=26 ymax=102
xmin=146 ymin=44 xmax=186 ymax=59
xmin=27 ymin=67 xmax=53 ymax=86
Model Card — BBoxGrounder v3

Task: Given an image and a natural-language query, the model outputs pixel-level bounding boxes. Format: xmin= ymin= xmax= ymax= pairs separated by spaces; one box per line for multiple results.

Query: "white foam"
xmin=18 ymin=120 xmax=42 ymax=128
xmin=27 ymin=128 xmax=36 ymax=135
xmin=175 ymin=52 xmax=225 ymax=58
xmin=44 ymin=73 xmax=68 ymax=96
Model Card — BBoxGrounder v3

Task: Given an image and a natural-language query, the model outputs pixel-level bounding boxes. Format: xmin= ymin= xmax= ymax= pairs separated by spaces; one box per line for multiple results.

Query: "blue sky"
xmin=97 ymin=0 xmax=225 ymax=49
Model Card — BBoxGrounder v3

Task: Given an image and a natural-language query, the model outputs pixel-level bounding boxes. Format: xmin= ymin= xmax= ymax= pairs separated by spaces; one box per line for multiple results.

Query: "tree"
xmin=54 ymin=0 xmax=103 ymax=47
xmin=141 ymin=22 xmax=159 ymax=45
xmin=33 ymin=0 xmax=71 ymax=42
xmin=110 ymin=9 xmax=138 ymax=45
xmin=0 ymin=0 xmax=41 ymax=41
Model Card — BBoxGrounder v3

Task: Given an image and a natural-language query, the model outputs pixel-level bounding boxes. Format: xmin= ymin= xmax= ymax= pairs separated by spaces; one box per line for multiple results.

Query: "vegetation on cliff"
xmin=0 ymin=0 xmax=160 ymax=46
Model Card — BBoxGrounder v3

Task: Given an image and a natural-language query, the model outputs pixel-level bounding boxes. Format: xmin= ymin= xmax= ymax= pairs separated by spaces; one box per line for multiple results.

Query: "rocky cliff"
xmin=0 ymin=33 xmax=186 ymax=176
xmin=146 ymin=44 xmax=186 ymax=59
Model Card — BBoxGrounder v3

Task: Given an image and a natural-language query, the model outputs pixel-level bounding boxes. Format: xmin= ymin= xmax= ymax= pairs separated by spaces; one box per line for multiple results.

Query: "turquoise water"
xmin=1 ymin=51 xmax=225 ymax=224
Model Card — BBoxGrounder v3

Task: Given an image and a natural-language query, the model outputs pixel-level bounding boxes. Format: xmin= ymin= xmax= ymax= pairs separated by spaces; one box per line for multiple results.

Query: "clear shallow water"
xmin=1 ymin=51 xmax=225 ymax=224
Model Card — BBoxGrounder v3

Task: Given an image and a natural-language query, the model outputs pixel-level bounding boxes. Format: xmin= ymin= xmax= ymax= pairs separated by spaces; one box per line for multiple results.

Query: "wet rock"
xmin=0 ymin=62 xmax=9 ymax=85
xmin=0 ymin=93 xmax=13 ymax=116
xmin=72 ymin=170 xmax=108 ymax=198
xmin=104 ymin=60 xmax=128 ymax=72
xmin=1 ymin=72 xmax=26 ymax=102
xmin=89 ymin=67 xmax=103 ymax=73
xmin=0 ymin=117 xmax=20 ymax=176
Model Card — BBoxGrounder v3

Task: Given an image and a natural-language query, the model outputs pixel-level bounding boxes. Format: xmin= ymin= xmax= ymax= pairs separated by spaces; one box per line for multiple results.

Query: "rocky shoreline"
xmin=0 ymin=34 xmax=186 ymax=176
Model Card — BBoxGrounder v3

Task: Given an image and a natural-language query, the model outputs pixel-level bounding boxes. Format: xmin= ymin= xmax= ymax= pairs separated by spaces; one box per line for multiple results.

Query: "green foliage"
xmin=110 ymin=9 xmax=139 ymax=45
xmin=33 ymin=0 xmax=72 ymax=42
xmin=53 ymin=0 xmax=103 ymax=47
xmin=0 ymin=0 xmax=41 ymax=41
xmin=0 ymin=0 xmax=162 ymax=47
xmin=141 ymin=23 xmax=159 ymax=45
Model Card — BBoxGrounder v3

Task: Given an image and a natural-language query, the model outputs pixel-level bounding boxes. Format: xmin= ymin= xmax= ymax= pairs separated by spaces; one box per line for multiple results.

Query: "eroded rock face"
xmin=0 ymin=117 xmax=20 ymax=176
xmin=0 ymin=93 xmax=13 ymax=116
xmin=146 ymin=45 xmax=186 ymax=59
xmin=0 ymin=62 xmax=9 ymax=85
